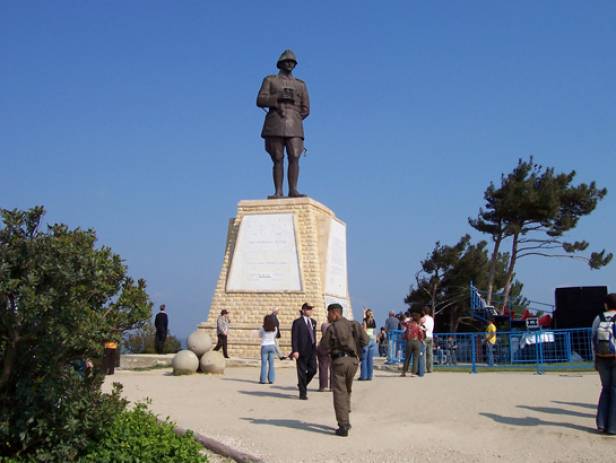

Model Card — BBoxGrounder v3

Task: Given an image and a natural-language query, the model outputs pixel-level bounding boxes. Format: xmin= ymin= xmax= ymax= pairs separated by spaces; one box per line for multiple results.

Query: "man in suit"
xmin=291 ymin=302 xmax=317 ymax=400
xmin=154 ymin=304 xmax=168 ymax=354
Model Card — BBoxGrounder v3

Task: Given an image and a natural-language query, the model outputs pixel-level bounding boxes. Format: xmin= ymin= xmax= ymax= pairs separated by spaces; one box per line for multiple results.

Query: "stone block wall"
xmin=199 ymin=197 xmax=351 ymax=358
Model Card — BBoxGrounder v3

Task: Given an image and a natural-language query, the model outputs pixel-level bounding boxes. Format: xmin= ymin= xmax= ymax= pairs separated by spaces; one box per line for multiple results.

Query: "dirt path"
xmin=104 ymin=367 xmax=612 ymax=463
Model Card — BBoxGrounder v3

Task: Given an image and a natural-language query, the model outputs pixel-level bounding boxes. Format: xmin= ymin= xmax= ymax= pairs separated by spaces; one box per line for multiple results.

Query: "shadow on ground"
xmin=238 ymin=390 xmax=297 ymax=400
xmin=552 ymin=400 xmax=595 ymax=410
xmin=270 ymin=384 xmax=299 ymax=391
xmin=221 ymin=378 xmax=258 ymax=385
xmin=241 ymin=417 xmax=335 ymax=435
xmin=480 ymin=412 xmax=596 ymax=434
xmin=517 ymin=405 xmax=594 ymax=419
xmin=222 ymin=378 xmax=297 ymax=391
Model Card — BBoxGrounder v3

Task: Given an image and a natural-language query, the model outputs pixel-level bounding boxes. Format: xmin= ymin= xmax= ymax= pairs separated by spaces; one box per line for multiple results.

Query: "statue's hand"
xmin=279 ymin=87 xmax=295 ymax=102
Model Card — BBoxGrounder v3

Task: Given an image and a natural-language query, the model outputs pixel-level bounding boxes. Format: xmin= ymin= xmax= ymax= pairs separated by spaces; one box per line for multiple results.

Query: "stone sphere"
xmin=187 ymin=329 xmax=212 ymax=356
xmin=172 ymin=350 xmax=199 ymax=375
xmin=200 ymin=350 xmax=225 ymax=374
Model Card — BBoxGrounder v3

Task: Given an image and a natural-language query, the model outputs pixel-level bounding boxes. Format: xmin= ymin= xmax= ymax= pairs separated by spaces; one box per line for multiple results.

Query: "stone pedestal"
xmin=199 ymin=197 xmax=352 ymax=358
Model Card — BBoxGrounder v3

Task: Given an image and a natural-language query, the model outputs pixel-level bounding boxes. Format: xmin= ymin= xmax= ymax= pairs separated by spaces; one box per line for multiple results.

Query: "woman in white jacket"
xmin=259 ymin=314 xmax=278 ymax=384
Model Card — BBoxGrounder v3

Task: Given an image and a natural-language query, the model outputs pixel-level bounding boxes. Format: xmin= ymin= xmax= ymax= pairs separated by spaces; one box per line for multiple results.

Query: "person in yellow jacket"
xmin=103 ymin=340 xmax=118 ymax=375
xmin=485 ymin=318 xmax=497 ymax=367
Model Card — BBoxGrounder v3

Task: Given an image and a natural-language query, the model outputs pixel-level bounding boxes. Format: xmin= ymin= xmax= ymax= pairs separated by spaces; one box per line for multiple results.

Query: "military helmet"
xmin=276 ymin=49 xmax=298 ymax=68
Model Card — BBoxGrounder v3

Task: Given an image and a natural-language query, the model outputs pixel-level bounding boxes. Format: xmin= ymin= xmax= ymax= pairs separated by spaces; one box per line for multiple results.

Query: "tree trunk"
xmin=501 ymin=232 xmax=520 ymax=313
xmin=449 ymin=308 xmax=460 ymax=333
xmin=486 ymin=234 xmax=503 ymax=306
xmin=0 ymin=295 xmax=18 ymax=391
xmin=0 ymin=332 xmax=17 ymax=391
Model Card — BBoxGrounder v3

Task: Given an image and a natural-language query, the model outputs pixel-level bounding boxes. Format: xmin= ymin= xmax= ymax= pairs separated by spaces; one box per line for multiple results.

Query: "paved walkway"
xmin=104 ymin=366 xmax=612 ymax=463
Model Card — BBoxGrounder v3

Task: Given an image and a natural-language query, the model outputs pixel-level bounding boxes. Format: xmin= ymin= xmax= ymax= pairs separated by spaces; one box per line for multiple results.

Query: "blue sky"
xmin=2 ymin=1 xmax=615 ymax=339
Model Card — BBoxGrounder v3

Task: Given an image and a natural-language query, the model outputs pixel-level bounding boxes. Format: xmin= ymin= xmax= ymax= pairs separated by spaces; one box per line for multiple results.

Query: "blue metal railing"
xmin=470 ymin=282 xmax=496 ymax=323
xmin=385 ymin=327 xmax=593 ymax=374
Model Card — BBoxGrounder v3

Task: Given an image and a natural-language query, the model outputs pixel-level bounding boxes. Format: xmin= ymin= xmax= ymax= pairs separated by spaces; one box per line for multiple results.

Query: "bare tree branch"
xmin=517 ymin=252 xmax=591 ymax=262
xmin=517 ymin=245 xmax=562 ymax=252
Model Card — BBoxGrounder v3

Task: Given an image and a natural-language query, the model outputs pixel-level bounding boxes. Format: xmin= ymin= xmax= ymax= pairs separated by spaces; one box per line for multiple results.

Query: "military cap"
xmin=277 ymin=49 xmax=298 ymax=68
xmin=327 ymin=303 xmax=343 ymax=312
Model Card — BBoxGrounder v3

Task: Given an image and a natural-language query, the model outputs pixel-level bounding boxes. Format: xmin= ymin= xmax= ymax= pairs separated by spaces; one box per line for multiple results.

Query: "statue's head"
xmin=276 ymin=49 xmax=298 ymax=70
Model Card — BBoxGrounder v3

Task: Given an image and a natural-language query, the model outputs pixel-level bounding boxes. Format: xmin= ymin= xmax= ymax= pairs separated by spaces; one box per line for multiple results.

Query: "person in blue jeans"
xmin=592 ymin=293 xmax=616 ymax=434
xmin=359 ymin=309 xmax=377 ymax=380
xmin=259 ymin=314 xmax=278 ymax=384
xmin=377 ymin=327 xmax=388 ymax=357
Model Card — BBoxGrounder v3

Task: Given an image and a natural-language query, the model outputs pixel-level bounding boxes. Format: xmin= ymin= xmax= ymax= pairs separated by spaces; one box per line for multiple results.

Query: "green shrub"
xmin=0 ymin=382 xmax=126 ymax=462
xmin=124 ymin=323 xmax=182 ymax=354
xmin=80 ymin=402 xmax=207 ymax=463
xmin=0 ymin=207 xmax=151 ymax=459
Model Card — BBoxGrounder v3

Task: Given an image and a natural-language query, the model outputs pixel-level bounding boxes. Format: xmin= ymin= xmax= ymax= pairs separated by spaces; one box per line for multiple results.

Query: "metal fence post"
xmin=535 ymin=330 xmax=544 ymax=375
xmin=508 ymin=332 xmax=513 ymax=364
xmin=471 ymin=334 xmax=477 ymax=374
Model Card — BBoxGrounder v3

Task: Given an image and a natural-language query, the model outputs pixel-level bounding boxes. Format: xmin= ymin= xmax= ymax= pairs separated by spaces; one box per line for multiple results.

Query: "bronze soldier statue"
xmin=257 ymin=49 xmax=310 ymax=198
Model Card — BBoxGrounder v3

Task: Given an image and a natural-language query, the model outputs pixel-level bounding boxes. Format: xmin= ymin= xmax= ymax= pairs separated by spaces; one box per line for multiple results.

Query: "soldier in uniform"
xmin=256 ymin=49 xmax=310 ymax=198
xmin=319 ymin=303 xmax=369 ymax=436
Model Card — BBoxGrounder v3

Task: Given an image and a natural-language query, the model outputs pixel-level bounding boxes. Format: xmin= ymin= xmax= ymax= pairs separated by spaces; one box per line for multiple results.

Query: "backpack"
xmin=595 ymin=312 xmax=616 ymax=358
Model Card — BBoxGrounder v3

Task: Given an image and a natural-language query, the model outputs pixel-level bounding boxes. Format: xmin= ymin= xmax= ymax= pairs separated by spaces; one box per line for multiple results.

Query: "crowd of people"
xmin=139 ymin=293 xmax=616 ymax=439
xmin=210 ymin=294 xmax=616 ymax=438
xmin=107 ymin=293 xmax=615 ymax=445
xmin=241 ymin=303 xmax=437 ymax=436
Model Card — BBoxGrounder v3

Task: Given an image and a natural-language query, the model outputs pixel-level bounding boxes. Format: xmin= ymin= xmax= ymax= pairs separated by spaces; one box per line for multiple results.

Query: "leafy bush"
xmin=0 ymin=383 xmax=126 ymax=462
xmin=0 ymin=207 xmax=152 ymax=459
xmin=80 ymin=402 xmax=207 ymax=463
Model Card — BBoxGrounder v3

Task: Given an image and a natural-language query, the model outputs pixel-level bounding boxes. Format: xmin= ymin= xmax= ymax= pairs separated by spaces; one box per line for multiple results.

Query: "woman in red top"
xmin=400 ymin=312 xmax=424 ymax=377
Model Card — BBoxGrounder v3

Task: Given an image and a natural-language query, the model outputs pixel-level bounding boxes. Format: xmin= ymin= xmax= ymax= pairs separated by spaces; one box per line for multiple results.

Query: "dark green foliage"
xmin=469 ymin=158 xmax=612 ymax=309
xmin=0 ymin=384 xmax=126 ymax=463
xmin=80 ymin=402 xmax=207 ymax=463
xmin=405 ymin=235 xmax=524 ymax=332
xmin=124 ymin=323 xmax=182 ymax=354
xmin=0 ymin=207 xmax=152 ymax=460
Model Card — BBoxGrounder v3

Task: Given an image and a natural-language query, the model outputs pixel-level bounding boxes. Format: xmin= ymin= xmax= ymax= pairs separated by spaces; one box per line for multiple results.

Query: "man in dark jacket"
xmin=291 ymin=302 xmax=317 ymax=400
xmin=154 ymin=304 xmax=168 ymax=354
xmin=256 ymin=49 xmax=310 ymax=198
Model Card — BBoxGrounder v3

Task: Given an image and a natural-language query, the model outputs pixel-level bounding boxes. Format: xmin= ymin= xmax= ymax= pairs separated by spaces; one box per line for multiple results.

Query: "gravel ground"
xmin=104 ymin=366 xmax=612 ymax=463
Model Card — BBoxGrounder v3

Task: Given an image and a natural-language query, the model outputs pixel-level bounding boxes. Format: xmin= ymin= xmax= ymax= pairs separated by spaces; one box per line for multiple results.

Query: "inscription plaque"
xmin=324 ymin=219 xmax=348 ymax=298
xmin=226 ymin=213 xmax=302 ymax=292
